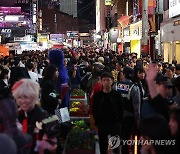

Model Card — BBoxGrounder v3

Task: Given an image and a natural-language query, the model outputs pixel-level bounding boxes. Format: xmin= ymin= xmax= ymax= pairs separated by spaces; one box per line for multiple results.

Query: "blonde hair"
xmin=98 ymin=57 xmax=104 ymax=63
xmin=12 ymin=79 xmax=40 ymax=104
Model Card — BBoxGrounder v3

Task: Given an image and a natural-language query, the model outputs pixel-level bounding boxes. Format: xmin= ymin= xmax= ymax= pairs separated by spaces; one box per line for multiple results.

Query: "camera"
xmin=36 ymin=115 xmax=72 ymax=139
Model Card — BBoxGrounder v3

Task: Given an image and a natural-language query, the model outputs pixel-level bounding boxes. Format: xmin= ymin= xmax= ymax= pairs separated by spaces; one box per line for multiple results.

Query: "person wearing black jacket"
xmin=40 ymin=64 xmax=60 ymax=115
xmin=93 ymin=72 xmax=123 ymax=154
xmin=143 ymin=63 xmax=172 ymax=121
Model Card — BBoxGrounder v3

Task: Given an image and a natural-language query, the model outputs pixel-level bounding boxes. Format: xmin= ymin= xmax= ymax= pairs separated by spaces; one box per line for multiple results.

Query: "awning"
xmin=118 ymin=16 xmax=130 ymax=28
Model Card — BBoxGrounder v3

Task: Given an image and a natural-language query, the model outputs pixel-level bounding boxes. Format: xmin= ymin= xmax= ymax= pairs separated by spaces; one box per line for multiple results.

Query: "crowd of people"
xmin=0 ymin=46 xmax=180 ymax=154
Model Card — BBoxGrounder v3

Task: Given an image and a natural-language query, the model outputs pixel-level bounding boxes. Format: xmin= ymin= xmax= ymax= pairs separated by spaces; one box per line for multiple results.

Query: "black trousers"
xmin=98 ymin=123 xmax=121 ymax=154
xmin=121 ymin=116 xmax=134 ymax=154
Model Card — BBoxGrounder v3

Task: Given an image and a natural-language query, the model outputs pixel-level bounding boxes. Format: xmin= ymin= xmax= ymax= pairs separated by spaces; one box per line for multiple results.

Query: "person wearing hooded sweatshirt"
xmin=48 ymin=49 xmax=70 ymax=108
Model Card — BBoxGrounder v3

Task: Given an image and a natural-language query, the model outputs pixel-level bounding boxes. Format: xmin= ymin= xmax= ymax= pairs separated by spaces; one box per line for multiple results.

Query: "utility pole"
xmin=141 ymin=0 xmax=149 ymax=57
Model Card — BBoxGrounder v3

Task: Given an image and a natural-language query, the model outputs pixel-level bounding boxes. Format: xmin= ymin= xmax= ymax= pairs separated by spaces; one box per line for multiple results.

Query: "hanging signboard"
xmin=105 ymin=0 xmax=112 ymax=6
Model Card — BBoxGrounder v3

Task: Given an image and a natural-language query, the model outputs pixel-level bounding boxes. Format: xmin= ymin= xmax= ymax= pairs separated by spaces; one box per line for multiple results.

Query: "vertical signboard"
xmin=33 ymin=3 xmax=37 ymax=24
xmin=96 ymin=0 xmax=101 ymax=33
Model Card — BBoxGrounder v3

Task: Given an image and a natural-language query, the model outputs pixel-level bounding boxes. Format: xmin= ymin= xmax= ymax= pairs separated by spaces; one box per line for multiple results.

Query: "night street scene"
xmin=0 ymin=0 xmax=180 ymax=154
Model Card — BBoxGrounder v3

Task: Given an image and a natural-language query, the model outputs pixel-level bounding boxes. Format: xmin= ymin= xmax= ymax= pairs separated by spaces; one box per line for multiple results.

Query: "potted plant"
xmin=65 ymin=120 xmax=96 ymax=154
xmin=70 ymin=89 xmax=85 ymax=99
xmin=70 ymin=102 xmax=89 ymax=117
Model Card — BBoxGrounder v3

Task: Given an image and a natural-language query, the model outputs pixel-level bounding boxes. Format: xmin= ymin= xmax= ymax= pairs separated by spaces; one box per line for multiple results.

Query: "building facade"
xmin=59 ymin=0 xmax=77 ymax=18
xmin=160 ymin=0 xmax=180 ymax=63
xmin=42 ymin=7 xmax=78 ymax=34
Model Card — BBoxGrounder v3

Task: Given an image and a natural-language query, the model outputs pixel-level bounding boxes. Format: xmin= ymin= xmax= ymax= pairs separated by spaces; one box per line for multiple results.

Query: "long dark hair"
xmin=133 ymin=66 xmax=145 ymax=83
xmin=0 ymin=99 xmax=20 ymax=137
xmin=41 ymin=64 xmax=58 ymax=81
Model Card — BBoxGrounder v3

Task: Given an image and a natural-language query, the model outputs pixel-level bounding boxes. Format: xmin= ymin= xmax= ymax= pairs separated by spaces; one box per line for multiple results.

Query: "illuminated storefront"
xmin=160 ymin=0 xmax=180 ymax=63
xmin=0 ymin=7 xmax=32 ymax=42
xmin=130 ymin=20 xmax=142 ymax=58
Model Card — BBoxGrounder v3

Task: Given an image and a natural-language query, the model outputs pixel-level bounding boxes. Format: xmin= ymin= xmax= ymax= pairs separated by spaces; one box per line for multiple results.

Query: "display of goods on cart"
xmin=65 ymin=120 xmax=96 ymax=154
xmin=70 ymin=102 xmax=89 ymax=117
xmin=70 ymin=89 xmax=85 ymax=99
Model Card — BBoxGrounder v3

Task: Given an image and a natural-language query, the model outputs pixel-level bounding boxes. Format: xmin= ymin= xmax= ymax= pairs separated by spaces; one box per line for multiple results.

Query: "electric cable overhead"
xmin=78 ymin=0 xmax=95 ymax=14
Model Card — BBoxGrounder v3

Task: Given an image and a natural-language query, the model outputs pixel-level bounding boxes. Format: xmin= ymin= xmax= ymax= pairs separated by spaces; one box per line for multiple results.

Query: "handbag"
xmin=55 ymin=107 xmax=70 ymax=123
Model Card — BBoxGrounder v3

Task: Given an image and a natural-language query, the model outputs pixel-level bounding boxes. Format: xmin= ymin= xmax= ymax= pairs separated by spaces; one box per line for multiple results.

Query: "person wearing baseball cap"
xmin=143 ymin=64 xmax=172 ymax=121
xmin=155 ymin=73 xmax=173 ymax=89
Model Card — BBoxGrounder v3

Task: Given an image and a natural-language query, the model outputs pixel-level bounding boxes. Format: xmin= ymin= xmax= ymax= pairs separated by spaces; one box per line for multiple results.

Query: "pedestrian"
xmin=169 ymin=107 xmax=180 ymax=154
xmin=140 ymin=115 xmax=174 ymax=154
xmin=40 ymin=64 xmax=60 ymax=114
xmin=25 ymin=61 xmax=39 ymax=83
xmin=0 ymin=134 xmax=17 ymax=154
xmin=12 ymin=79 xmax=57 ymax=154
xmin=0 ymin=99 xmax=32 ymax=154
xmin=142 ymin=63 xmax=172 ymax=121
xmin=173 ymin=76 xmax=180 ymax=106
xmin=116 ymin=66 xmax=141 ymax=154
xmin=93 ymin=72 xmax=123 ymax=154
xmin=48 ymin=49 xmax=70 ymax=108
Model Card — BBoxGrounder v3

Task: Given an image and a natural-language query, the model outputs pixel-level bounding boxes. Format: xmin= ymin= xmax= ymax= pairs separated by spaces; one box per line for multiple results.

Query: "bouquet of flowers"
xmin=70 ymin=102 xmax=89 ymax=117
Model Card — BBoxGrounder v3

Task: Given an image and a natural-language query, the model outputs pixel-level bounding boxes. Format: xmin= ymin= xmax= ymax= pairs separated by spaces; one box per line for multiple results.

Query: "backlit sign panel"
xmin=0 ymin=15 xmax=3 ymax=22
xmin=96 ymin=0 xmax=100 ymax=33
xmin=169 ymin=0 xmax=180 ymax=18
xmin=5 ymin=15 xmax=24 ymax=22
xmin=66 ymin=31 xmax=79 ymax=38
xmin=50 ymin=34 xmax=64 ymax=42
xmin=105 ymin=0 xmax=112 ymax=6
xmin=33 ymin=3 xmax=37 ymax=24
xmin=1 ymin=29 xmax=11 ymax=33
